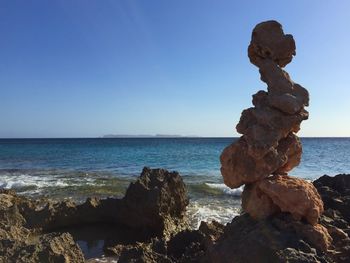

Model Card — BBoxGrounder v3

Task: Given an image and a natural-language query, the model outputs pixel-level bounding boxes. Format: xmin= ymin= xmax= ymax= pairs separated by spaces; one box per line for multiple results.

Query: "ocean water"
xmin=1 ymin=137 xmax=350 ymax=228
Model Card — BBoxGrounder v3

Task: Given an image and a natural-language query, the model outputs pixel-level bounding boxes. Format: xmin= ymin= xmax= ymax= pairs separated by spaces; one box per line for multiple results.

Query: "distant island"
xmin=102 ymin=134 xmax=199 ymax=138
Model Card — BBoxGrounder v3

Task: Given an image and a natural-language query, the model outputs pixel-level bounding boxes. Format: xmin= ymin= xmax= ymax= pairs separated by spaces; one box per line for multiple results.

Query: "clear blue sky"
xmin=1 ymin=0 xmax=349 ymax=138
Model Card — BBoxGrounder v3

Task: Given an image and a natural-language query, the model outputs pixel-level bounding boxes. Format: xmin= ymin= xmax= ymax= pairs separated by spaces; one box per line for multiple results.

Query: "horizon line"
xmin=0 ymin=136 xmax=350 ymax=139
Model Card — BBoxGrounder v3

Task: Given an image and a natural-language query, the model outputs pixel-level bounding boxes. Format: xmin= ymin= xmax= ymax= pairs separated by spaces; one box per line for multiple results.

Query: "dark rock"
xmin=248 ymin=20 xmax=296 ymax=68
xmin=108 ymin=239 xmax=172 ymax=263
xmin=205 ymin=214 xmax=332 ymax=263
xmin=0 ymin=167 xmax=189 ymax=262
xmin=22 ymin=167 xmax=188 ymax=239
xmin=2 ymin=170 xmax=350 ymax=262
xmin=120 ymin=167 xmax=189 ymax=238
xmin=314 ymin=174 xmax=350 ymax=262
xmin=199 ymin=175 xmax=350 ymax=263
xmin=167 ymin=229 xmax=205 ymax=261
xmin=0 ymin=232 xmax=84 ymax=263
xmin=166 ymin=221 xmax=224 ymax=263
xmin=314 ymin=174 xmax=350 ymax=222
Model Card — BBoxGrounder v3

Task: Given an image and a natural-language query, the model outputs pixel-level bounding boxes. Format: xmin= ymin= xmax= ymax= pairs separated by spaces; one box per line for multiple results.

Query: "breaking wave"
xmin=204 ymin=183 xmax=243 ymax=196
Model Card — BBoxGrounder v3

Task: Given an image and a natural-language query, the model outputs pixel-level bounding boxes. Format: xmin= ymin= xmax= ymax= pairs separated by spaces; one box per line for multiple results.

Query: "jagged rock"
xmin=167 ymin=175 xmax=349 ymax=263
xmin=166 ymin=221 xmax=224 ymax=262
xmin=119 ymin=167 xmax=189 ymax=238
xmin=103 ymin=220 xmax=225 ymax=263
xmin=0 ymin=232 xmax=85 ymax=263
xmin=314 ymin=174 xmax=350 ymax=222
xmin=21 ymin=167 xmax=188 ymax=238
xmin=205 ymin=213 xmax=333 ymax=263
xmin=0 ymin=167 xmax=189 ymax=262
xmin=106 ymin=239 xmax=171 ymax=263
xmin=314 ymin=174 xmax=350 ymax=262
xmin=1 ymin=172 xmax=350 ymax=262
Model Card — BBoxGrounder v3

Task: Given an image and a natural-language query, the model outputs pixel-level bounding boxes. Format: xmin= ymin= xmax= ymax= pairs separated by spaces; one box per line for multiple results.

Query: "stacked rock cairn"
xmin=220 ymin=21 xmax=331 ymax=250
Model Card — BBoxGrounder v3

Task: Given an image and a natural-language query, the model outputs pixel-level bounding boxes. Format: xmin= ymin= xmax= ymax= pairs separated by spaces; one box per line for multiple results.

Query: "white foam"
xmin=187 ymin=201 xmax=240 ymax=229
xmin=0 ymin=174 xmax=69 ymax=191
xmin=205 ymin=183 xmax=243 ymax=196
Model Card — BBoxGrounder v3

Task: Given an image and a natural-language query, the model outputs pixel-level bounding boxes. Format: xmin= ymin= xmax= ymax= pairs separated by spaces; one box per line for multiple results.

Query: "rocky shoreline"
xmin=0 ymin=167 xmax=349 ymax=262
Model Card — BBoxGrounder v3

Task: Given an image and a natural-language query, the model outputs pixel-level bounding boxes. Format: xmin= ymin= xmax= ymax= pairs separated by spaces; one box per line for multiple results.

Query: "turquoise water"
xmin=1 ymin=138 xmax=349 ymax=227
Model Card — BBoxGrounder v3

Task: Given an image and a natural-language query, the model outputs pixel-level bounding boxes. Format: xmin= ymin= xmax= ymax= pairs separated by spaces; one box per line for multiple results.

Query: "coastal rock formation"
xmin=1 ymin=172 xmax=350 ymax=262
xmin=20 ymin=167 xmax=188 ymax=238
xmin=220 ymin=20 xmax=326 ymax=240
xmin=119 ymin=167 xmax=189 ymax=238
xmin=162 ymin=174 xmax=350 ymax=263
xmin=205 ymin=213 xmax=335 ymax=263
xmin=1 ymin=20 xmax=349 ymax=263
xmin=158 ymin=174 xmax=350 ymax=263
xmin=0 ymin=189 xmax=85 ymax=263
xmin=314 ymin=174 xmax=350 ymax=223
xmin=0 ymin=167 xmax=189 ymax=263
xmin=314 ymin=174 xmax=350 ymax=262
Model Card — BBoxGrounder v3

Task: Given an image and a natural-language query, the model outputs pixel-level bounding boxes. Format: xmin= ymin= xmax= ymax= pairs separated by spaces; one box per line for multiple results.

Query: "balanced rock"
xmin=248 ymin=20 xmax=295 ymax=67
xmin=220 ymin=20 xmax=328 ymax=249
xmin=220 ymin=20 xmax=309 ymax=188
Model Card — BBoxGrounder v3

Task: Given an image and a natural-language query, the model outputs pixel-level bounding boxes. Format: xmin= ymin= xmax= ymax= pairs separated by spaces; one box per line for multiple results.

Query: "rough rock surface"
xmin=220 ymin=20 xmax=326 ymax=249
xmin=203 ymin=175 xmax=350 ymax=263
xmin=103 ymin=175 xmax=350 ymax=263
xmin=242 ymin=175 xmax=324 ymax=225
xmin=1 ymin=173 xmax=350 ymax=262
xmin=220 ymin=20 xmax=309 ymax=188
xmin=205 ymin=214 xmax=331 ymax=263
xmin=119 ymin=167 xmax=189 ymax=238
xmin=0 ymin=188 xmax=85 ymax=263
xmin=314 ymin=174 xmax=350 ymax=262
xmin=1 ymin=20 xmax=348 ymax=263
xmin=0 ymin=167 xmax=188 ymax=263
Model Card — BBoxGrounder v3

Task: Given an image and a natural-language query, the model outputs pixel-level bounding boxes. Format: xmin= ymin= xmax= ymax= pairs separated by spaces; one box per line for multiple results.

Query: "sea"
xmin=1 ymin=137 xmax=350 ymax=229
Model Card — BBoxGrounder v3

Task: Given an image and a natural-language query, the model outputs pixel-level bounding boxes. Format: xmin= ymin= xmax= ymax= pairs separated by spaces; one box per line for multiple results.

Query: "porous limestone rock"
xmin=0 ymin=167 xmax=189 ymax=262
xmin=248 ymin=20 xmax=296 ymax=68
xmin=220 ymin=20 xmax=309 ymax=188
xmin=220 ymin=20 xmax=328 ymax=250
xmin=242 ymin=175 xmax=324 ymax=225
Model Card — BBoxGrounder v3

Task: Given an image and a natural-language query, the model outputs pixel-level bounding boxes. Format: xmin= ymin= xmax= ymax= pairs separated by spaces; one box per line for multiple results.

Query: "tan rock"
xmin=220 ymin=20 xmax=314 ymax=204
xmin=292 ymin=223 xmax=332 ymax=252
xmin=258 ymin=59 xmax=309 ymax=114
xmin=242 ymin=182 xmax=279 ymax=219
xmin=275 ymin=133 xmax=302 ymax=174
xmin=219 ymin=19 xmax=331 ymax=257
xmin=220 ymin=137 xmax=286 ymax=188
xmin=236 ymin=105 xmax=307 ymax=158
xmin=256 ymin=175 xmax=324 ymax=225
xmin=241 ymin=175 xmax=324 ymax=225
xmin=220 ymin=134 xmax=302 ymax=188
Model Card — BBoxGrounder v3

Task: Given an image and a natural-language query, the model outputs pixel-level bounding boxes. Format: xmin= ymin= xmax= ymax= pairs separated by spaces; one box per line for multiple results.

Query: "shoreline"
xmin=1 ymin=168 xmax=350 ymax=262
